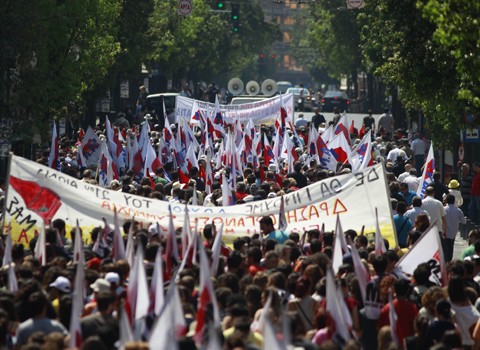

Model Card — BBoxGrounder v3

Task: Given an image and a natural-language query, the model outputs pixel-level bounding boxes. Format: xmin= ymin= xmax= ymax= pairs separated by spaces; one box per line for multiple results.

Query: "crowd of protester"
xmin=1 ymin=111 xmax=480 ymax=350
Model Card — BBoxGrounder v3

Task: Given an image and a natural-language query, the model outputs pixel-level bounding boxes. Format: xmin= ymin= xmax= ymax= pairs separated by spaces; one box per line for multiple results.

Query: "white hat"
xmin=267 ymin=192 xmax=277 ymax=198
xmin=243 ymin=195 xmax=254 ymax=202
xmin=144 ymin=114 xmax=153 ymax=120
xmin=148 ymin=222 xmax=165 ymax=237
xmin=172 ymin=181 xmax=185 ymax=191
xmin=49 ymin=276 xmax=71 ymax=293
xmin=105 ymin=272 xmax=120 ymax=285
xmin=268 ymin=164 xmax=277 ymax=172
xmin=90 ymin=278 xmax=111 ymax=293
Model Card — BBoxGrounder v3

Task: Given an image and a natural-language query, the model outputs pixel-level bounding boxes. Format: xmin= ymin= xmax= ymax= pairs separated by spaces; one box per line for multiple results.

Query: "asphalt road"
xmin=293 ymin=111 xmax=380 ymax=128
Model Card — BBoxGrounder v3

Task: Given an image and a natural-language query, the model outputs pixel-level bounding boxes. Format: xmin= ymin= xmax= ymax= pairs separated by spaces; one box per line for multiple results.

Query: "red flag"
xmin=194 ymin=242 xmax=220 ymax=343
xmin=328 ymin=132 xmax=351 ymax=164
xmin=334 ymin=113 xmax=351 ymax=146
xmin=359 ymin=124 xmax=366 ymax=139
xmin=9 ymin=176 xmax=62 ymax=223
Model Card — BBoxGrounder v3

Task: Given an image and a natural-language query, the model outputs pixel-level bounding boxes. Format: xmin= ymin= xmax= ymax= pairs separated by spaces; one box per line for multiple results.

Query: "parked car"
xmin=286 ymin=87 xmax=315 ymax=111
xmin=276 ymin=81 xmax=293 ymax=94
xmin=321 ymin=90 xmax=350 ymax=112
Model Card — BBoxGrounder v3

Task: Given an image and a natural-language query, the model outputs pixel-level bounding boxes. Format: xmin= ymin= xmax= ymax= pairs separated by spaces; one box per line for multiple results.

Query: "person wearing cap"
xmin=48 ymin=276 xmax=71 ymax=316
xmin=259 ymin=216 xmax=289 ymax=244
xmin=105 ymin=272 xmax=122 ymax=296
xmin=443 ymin=179 xmax=463 ymax=208
xmin=83 ymin=278 xmax=111 ymax=316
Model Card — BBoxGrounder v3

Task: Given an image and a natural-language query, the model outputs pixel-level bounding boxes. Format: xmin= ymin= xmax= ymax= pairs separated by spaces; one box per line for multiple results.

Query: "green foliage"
xmin=421 ymin=0 xmax=480 ymax=109
xmin=297 ymin=3 xmax=363 ymax=85
xmin=147 ymin=0 xmax=279 ymax=83
xmin=0 ymin=0 xmax=121 ymax=140
xmin=300 ymin=0 xmax=480 ymax=148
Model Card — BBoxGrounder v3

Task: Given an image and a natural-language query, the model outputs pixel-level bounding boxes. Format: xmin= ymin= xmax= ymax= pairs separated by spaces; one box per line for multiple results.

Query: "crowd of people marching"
xmin=1 ymin=102 xmax=480 ymax=350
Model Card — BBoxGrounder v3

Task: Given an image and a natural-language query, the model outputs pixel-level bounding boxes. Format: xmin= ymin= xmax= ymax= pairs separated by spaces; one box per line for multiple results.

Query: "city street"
xmin=294 ymin=111 xmax=382 ymax=128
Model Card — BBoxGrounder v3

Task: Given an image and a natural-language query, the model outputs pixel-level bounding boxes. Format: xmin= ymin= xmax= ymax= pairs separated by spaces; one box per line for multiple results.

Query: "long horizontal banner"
xmin=175 ymin=93 xmax=295 ymax=125
xmin=4 ymin=155 xmax=396 ymax=247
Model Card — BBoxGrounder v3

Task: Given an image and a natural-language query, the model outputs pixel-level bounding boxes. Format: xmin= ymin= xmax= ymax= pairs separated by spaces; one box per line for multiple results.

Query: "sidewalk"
xmin=454 ymin=231 xmax=470 ymax=260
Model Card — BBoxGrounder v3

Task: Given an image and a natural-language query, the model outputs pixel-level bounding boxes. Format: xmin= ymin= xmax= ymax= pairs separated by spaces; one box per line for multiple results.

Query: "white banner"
xmin=175 ymin=93 xmax=295 ymax=125
xmin=4 ymin=155 xmax=395 ymax=247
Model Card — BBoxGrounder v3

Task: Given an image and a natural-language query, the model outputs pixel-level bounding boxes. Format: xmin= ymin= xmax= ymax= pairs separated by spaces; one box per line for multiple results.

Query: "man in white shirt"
xmin=410 ymin=133 xmax=426 ymax=174
xmin=422 ymin=186 xmax=446 ymax=234
xmin=398 ymin=164 xmax=412 ymax=183
xmin=443 ymin=194 xmax=466 ymax=262
xmin=405 ymin=196 xmax=431 ymax=224
xmin=386 ymin=145 xmax=407 ymax=164
xmin=403 ymin=169 xmax=420 ymax=192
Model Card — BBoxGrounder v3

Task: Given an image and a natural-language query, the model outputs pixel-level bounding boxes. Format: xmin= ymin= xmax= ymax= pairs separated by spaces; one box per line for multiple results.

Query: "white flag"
xmin=396 ymin=223 xmax=447 ymax=286
xmin=34 ymin=221 xmax=47 ymax=266
xmin=326 ymin=267 xmax=352 ymax=343
xmin=278 ymin=195 xmax=288 ymax=231
xmin=112 ymin=206 xmax=126 ymax=262
xmin=332 ymin=215 xmax=349 ymax=273
xmin=2 ymin=225 xmax=12 ymax=266
xmin=375 ymin=207 xmax=388 ymax=256
xmin=210 ymin=223 xmax=224 ymax=275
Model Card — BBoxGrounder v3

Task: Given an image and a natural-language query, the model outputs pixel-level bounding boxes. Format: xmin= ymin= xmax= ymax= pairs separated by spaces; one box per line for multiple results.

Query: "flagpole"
xmin=1 ymin=152 xmax=12 ymax=234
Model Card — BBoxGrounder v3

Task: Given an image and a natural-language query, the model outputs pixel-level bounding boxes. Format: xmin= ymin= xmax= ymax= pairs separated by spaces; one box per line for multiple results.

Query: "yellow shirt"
xmin=223 ymin=326 xmax=263 ymax=348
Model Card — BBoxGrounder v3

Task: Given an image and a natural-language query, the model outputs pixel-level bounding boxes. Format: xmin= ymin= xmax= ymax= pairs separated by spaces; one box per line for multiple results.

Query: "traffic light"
xmin=231 ymin=4 xmax=240 ymax=32
xmin=259 ymin=53 xmax=265 ymax=60
xmin=215 ymin=0 xmax=225 ymax=9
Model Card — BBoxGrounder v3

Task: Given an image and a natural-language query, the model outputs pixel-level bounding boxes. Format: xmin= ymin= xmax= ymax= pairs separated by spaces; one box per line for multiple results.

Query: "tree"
xmin=0 ymin=0 xmax=121 ymax=142
xmin=298 ymin=3 xmax=364 ymax=96
xmin=421 ymin=0 xmax=480 ymax=123
xmin=358 ymin=0 xmax=463 ymax=148
xmin=146 ymin=0 xmax=279 ymax=88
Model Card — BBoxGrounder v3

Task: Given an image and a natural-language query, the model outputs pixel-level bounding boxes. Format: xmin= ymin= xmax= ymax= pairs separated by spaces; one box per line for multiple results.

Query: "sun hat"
xmin=90 ymin=278 xmax=111 ymax=293
xmin=448 ymin=179 xmax=460 ymax=189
